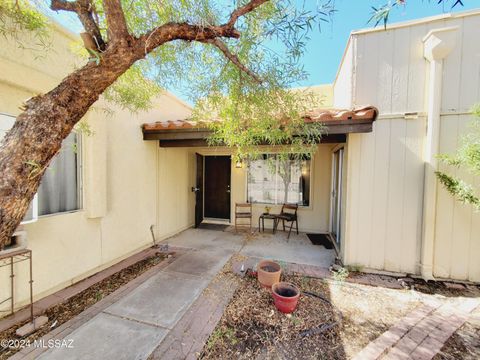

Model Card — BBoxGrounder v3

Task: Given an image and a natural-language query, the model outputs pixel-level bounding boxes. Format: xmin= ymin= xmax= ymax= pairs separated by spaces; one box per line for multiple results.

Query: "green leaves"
xmin=368 ymin=2 xmax=397 ymax=29
xmin=436 ymin=172 xmax=479 ymax=210
xmin=103 ymin=63 xmax=162 ymax=112
xmin=436 ymin=105 xmax=480 ymax=210
xmin=0 ymin=0 xmax=49 ymax=46
xmin=196 ymin=82 xmax=325 ymax=161
xmin=369 ymin=0 xmax=465 ymax=29
xmin=5 ymin=0 xmax=331 ymax=157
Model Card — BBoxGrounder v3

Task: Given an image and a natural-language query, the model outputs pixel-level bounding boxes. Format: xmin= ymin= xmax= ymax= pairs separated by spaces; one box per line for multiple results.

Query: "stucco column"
xmin=420 ymin=27 xmax=458 ymax=280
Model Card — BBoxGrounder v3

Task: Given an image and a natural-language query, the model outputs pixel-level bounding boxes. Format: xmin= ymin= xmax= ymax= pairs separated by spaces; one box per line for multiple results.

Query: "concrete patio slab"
xmin=164 ymin=228 xmax=243 ymax=252
xmin=240 ymin=232 xmax=335 ymax=267
xmin=39 ymin=312 xmax=167 ymax=360
xmin=165 ymin=228 xmax=336 ymax=268
xmin=163 ymin=247 xmax=233 ymax=278
xmin=104 ymin=271 xmax=209 ymax=329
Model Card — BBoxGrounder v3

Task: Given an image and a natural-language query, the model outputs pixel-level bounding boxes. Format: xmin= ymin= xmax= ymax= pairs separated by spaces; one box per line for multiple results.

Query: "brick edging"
xmin=353 ymin=298 xmax=480 ymax=360
xmin=149 ymin=273 xmax=240 ymax=359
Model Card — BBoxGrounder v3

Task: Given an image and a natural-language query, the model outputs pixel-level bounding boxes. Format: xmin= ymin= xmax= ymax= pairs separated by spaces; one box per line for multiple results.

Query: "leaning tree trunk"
xmin=0 ymin=41 xmax=143 ymax=248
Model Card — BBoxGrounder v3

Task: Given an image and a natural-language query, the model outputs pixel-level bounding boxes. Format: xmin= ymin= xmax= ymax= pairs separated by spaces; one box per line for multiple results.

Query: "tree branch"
xmin=202 ymin=38 xmax=262 ymax=83
xmin=141 ymin=22 xmax=241 ymax=54
xmin=102 ymin=0 xmax=130 ymax=43
xmin=51 ymin=0 xmax=106 ymax=51
xmin=226 ymin=0 xmax=269 ymax=28
xmin=141 ymin=0 xmax=268 ymax=56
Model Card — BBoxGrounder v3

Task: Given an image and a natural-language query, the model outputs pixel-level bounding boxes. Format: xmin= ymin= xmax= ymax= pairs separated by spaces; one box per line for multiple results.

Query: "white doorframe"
xmin=330 ymin=147 xmax=344 ymax=246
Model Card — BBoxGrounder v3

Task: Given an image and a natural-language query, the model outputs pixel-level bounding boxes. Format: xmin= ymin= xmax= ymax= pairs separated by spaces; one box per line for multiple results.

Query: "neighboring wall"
xmin=337 ymin=10 xmax=480 ymax=280
xmin=0 ymin=24 xmax=191 ymax=312
xmin=333 ymin=39 xmax=354 ymax=109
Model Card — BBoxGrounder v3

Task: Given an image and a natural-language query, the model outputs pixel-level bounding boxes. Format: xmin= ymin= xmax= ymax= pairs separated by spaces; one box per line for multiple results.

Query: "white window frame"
xmin=0 ymin=112 xmax=83 ymax=222
xmin=246 ymin=153 xmax=312 ymax=207
xmin=38 ymin=130 xmax=83 ymax=218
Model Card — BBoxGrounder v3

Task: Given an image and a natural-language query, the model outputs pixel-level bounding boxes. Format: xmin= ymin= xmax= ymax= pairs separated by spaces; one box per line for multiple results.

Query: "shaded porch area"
xmin=162 ymin=227 xmax=336 ymax=268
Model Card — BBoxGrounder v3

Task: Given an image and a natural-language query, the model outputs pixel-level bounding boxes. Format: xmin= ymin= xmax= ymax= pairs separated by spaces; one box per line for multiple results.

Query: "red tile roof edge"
xmin=142 ymin=106 xmax=378 ymax=132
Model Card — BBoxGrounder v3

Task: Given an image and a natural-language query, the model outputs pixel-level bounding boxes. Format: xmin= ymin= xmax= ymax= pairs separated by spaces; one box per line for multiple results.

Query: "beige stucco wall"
xmin=0 ymin=24 xmax=191 ymax=313
xmin=333 ymin=39 xmax=354 ymax=109
xmin=337 ymin=10 xmax=480 ymax=280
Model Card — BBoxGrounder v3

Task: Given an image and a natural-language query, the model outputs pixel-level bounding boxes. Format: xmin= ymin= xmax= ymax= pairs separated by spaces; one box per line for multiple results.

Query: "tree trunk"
xmin=0 ymin=42 xmax=142 ymax=248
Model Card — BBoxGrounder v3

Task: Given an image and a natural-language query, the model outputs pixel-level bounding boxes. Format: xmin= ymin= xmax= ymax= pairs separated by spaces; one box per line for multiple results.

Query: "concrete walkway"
xmin=12 ymin=228 xmax=334 ymax=360
xmin=37 ymin=241 xmax=236 ymax=360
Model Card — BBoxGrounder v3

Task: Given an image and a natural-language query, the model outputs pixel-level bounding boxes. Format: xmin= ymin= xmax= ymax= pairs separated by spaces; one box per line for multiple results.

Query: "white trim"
xmin=351 ymin=8 xmax=480 ymax=35
xmin=330 ymin=147 xmax=344 ymax=246
xmin=245 ymin=154 xmax=314 ymax=208
xmin=420 ymin=26 xmax=459 ymax=280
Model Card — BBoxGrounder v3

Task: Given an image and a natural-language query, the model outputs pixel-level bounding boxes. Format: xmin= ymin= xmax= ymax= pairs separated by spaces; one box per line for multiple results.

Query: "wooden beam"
xmin=144 ymin=123 xmax=370 ymax=141
xmin=159 ymin=139 xmax=210 ymax=147
xmin=143 ymin=130 xmax=211 ymax=141
xmin=325 ymin=123 xmax=372 ymax=134
xmin=158 ymin=134 xmax=347 ymax=147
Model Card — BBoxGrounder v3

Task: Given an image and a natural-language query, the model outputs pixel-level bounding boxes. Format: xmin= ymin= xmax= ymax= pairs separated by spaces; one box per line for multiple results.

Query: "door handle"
xmin=191 ymin=187 xmax=200 ymax=193
xmin=226 ymin=190 xmax=231 ymax=193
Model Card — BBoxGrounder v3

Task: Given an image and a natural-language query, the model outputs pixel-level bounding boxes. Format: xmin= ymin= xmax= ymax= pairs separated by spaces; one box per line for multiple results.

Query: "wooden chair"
xmin=235 ymin=203 xmax=252 ymax=232
xmin=274 ymin=204 xmax=299 ymax=239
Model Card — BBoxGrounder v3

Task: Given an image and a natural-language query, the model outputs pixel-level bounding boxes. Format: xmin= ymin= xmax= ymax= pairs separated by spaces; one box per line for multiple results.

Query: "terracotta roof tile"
xmin=142 ymin=106 xmax=378 ymax=132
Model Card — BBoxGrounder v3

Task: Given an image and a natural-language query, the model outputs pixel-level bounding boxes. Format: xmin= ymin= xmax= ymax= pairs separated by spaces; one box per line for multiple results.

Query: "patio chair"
xmin=235 ymin=203 xmax=252 ymax=232
xmin=274 ymin=204 xmax=299 ymax=239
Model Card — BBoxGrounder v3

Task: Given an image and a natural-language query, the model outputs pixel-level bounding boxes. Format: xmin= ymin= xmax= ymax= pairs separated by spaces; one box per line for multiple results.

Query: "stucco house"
xmin=1 ymin=9 xmax=479 ymax=315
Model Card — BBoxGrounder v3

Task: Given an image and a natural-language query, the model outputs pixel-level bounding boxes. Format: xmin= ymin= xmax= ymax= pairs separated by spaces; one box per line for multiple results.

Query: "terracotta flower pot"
xmin=257 ymin=260 xmax=281 ymax=289
xmin=271 ymin=282 xmax=300 ymax=314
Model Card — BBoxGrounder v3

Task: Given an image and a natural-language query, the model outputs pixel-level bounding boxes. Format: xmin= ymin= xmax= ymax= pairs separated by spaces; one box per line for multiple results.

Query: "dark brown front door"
xmin=204 ymin=156 xmax=231 ymax=220
xmin=194 ymin=153 xmax=204 ymax=228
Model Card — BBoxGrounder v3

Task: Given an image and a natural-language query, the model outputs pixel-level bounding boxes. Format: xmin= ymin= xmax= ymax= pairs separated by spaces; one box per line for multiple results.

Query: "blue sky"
xmin=51 ymin=1 xmax=480 ymax=90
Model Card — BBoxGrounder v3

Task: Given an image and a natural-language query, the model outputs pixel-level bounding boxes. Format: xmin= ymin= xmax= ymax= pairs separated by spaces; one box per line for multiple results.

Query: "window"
xmin=0 ymin=114 xmax=81 ymax=220
xmin=37 ymin=132 xmax=82 ymax=216
xmin=247 ymin=154 xmax=311 ymax=206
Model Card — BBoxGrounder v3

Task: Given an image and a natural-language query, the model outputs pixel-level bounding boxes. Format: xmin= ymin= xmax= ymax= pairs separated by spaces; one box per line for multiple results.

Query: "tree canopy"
xmin=2 ymin=0 xmax=338 ymax=160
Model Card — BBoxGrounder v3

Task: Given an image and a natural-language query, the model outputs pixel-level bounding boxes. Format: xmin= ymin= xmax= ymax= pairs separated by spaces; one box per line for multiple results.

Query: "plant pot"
xmin=257 ymin=260 xmax=281 ymax=289
xmin=271 ymin=282 xmax=300 ymax=314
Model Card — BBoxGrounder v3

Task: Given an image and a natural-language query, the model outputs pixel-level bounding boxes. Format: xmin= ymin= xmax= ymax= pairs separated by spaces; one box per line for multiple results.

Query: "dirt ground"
xmin=433 ymin=305 xmax=480 ymax=360
xmin=0 ymin=251 xmax=167 ymax=360
xmin=201 ymin=271 xmax=421 ymax=359
xmin=201 ymin=261 xmax=480 ymax=360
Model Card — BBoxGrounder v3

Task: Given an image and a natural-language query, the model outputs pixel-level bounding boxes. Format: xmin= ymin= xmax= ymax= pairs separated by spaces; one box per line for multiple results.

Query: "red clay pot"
xmin=257 ymin=260 xmax=282 ymax=289
xmin=271 ymin=282 xmax=300 ymax=314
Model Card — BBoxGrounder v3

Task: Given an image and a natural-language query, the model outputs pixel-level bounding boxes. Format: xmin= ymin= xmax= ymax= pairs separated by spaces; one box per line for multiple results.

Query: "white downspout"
xmin=420 ymin=27 xmax=458 ymax=280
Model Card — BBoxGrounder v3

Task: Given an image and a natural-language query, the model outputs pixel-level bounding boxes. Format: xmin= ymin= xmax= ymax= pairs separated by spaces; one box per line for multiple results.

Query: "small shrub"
xmin=332 ymin=267 xmax=349 ymax=282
